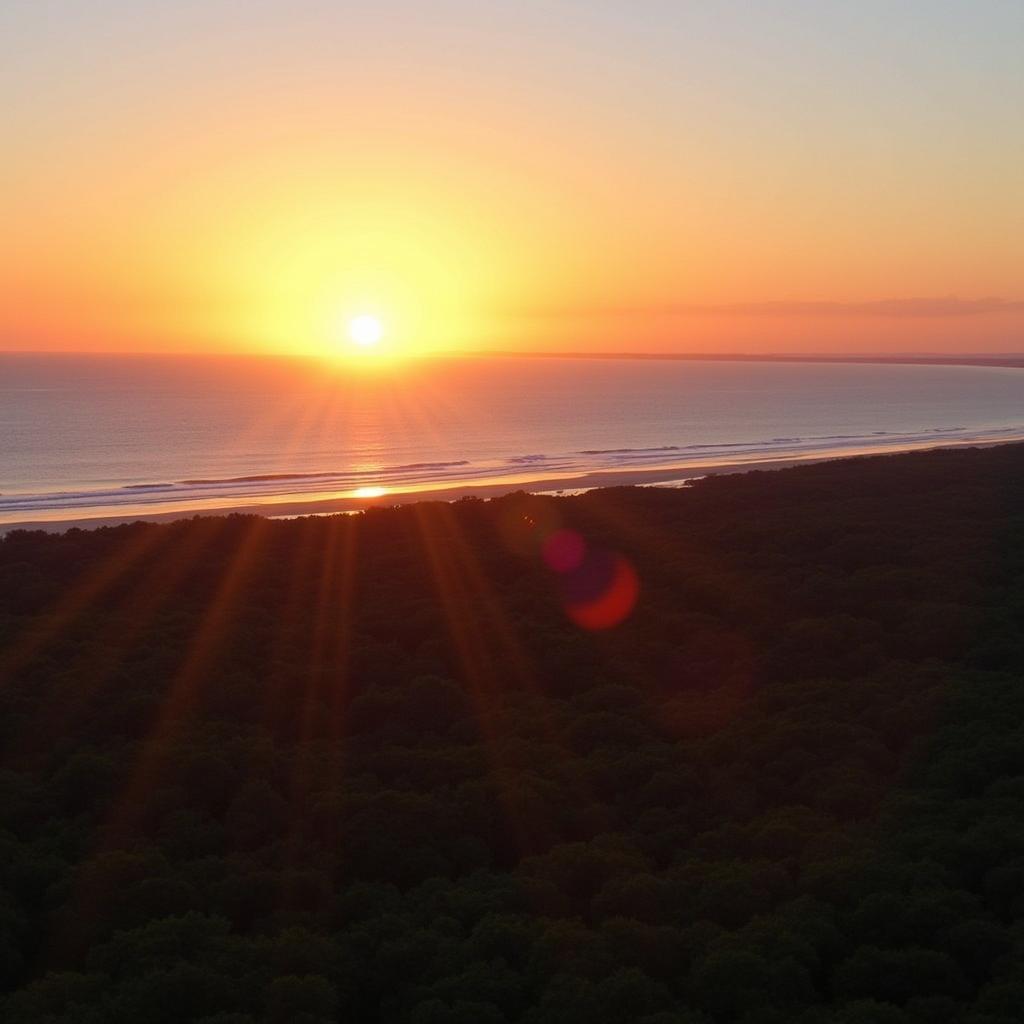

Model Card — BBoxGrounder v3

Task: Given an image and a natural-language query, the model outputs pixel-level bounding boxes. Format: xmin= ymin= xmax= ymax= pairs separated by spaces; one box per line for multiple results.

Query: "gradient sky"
xmin=2 ymin=0 xmax=1022 ymax=357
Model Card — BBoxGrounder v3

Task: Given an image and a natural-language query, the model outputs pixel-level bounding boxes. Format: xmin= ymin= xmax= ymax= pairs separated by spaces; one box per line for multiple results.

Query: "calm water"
xmin=3 ymin=354 xmax=1024 ymax=526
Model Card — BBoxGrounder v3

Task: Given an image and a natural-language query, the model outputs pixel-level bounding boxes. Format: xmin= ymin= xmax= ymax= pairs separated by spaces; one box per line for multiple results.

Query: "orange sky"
xmin=2 ymin=2 xmax=1022 ymax=358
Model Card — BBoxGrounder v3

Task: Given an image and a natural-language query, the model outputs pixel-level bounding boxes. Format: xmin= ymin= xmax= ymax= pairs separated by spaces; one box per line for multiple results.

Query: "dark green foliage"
xmin=3 ymin=444 xmax=1024 ymax=1019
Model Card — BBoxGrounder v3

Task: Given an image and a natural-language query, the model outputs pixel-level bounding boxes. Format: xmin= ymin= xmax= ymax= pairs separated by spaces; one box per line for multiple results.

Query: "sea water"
xmin=3 ymin=354 xmax=1024 ymax=526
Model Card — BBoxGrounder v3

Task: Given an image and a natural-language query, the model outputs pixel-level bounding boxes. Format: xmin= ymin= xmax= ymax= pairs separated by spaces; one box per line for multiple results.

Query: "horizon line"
xmin=5 ymin=349 xmax=1024 ymax=367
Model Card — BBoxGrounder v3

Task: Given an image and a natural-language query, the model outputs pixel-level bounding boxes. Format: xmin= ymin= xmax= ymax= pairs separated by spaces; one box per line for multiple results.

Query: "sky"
xmin=2 ymin=0 xmax=1022 ymax=358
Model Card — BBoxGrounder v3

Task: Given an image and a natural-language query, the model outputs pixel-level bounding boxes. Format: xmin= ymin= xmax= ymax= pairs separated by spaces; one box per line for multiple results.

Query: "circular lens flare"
xmin=563 ymin=554 xmax=639 ymax=631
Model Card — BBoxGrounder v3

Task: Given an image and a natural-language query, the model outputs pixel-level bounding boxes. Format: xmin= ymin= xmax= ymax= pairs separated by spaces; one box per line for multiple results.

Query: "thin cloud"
xmin=697 ymin=298 xmax=1024 ymax=318
xmin=529 ymin=298 xmax=1024 ymax=319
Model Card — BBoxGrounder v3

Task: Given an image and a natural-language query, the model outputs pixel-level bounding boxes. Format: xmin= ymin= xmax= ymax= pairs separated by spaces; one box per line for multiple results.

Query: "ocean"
xmin=4 ymin=353 xmax=1024 ymax=528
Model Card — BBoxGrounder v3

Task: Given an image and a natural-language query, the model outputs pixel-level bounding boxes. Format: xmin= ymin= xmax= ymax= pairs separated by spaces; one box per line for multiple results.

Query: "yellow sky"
xmin=2 ymin=2 xmax=1022 ymax=358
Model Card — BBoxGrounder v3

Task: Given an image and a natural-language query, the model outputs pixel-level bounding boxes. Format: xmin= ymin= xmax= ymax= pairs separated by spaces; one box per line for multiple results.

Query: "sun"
xmin=348 ymin=314 xmax=383 ymax=348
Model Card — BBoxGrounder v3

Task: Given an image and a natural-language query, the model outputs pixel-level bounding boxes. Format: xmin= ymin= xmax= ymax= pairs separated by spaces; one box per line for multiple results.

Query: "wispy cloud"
xmin=533 ymin=298 xmax=1024 ymax=319
xmin=692 ymin=298 xmax=1024 ymax=318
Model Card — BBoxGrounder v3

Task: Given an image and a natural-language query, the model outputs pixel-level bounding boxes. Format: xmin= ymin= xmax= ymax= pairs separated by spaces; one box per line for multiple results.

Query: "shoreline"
xmin=4 ymin=434 xmax=1022 ymax=535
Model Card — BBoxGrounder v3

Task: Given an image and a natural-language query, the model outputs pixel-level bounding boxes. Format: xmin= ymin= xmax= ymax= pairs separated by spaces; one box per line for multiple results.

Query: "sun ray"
xmin=8 ymin=517 xmax=232 ymax=764
xmin=409 ymin=500 xmax=596 ymax=856
xmin=91 ymin=516 xmax=274 ymax=842
xmin=0 ymin=524 xmax=168 ymax=688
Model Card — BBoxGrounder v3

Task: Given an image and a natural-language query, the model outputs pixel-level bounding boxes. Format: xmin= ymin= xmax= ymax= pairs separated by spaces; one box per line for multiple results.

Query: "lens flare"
xmin=558 ymin=548 xmax=640 ymax=630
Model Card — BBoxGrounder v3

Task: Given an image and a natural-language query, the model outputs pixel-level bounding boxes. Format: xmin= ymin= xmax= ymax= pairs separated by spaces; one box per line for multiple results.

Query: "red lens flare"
xmin=497 ymin=496 xmax=640 ymax=630
xmin=559 ymin=550 xmax=639 ymax=630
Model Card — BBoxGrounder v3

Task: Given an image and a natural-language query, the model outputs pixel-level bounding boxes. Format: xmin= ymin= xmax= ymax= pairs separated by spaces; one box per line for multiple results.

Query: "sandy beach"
xmin=4 ymin=433 xmax=1021 ymax=535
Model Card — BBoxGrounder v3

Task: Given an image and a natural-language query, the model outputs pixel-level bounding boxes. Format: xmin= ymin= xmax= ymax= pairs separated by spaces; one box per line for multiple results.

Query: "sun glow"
xmin=349 ymin=314 xmax=383 ymax=348
xmin=334 ymin=310 xmax=406 ymax=368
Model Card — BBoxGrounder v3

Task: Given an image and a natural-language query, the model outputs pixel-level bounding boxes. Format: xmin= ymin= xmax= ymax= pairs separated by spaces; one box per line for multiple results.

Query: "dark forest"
xmin=3 ymin=445 xmax=1024 ymax=1023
